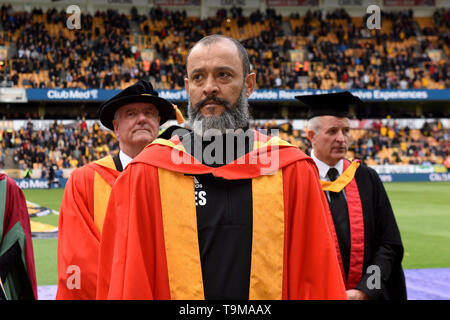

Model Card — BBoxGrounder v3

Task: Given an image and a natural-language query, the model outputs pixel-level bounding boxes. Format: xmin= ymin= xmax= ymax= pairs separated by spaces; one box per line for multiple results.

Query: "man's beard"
xmin=187 ymin=86 xmax=250 ymax=137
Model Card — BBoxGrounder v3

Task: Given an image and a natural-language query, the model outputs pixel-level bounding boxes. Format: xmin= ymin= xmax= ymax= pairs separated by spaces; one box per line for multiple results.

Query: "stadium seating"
xmin=1 ymin=118 xmax=447 ymax=173
xmin=0 ymin=6 xmax=448 ymax=172
xmin=0 ymin=5 xmax=448 ymax=91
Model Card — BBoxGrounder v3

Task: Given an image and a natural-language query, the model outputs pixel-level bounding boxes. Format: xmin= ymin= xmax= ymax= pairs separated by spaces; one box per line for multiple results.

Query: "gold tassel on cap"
xmin=173 ymin=104 xmax=185 ymax=124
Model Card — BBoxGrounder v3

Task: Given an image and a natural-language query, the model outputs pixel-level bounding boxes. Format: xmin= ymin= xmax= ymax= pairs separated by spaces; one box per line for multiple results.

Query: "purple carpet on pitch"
xmin=38 ymin=285 xmax=57 ymax=300
xmin=404 ymin=268 xmax=450 ymax=300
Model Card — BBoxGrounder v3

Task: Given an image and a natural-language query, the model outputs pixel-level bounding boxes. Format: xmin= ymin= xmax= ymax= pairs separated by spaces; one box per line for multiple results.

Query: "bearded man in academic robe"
xmin=96 ymin=35 xmax=347 ymax=300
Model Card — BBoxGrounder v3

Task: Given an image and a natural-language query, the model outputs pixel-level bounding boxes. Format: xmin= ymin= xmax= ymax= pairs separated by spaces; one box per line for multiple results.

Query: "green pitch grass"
xmin=23 ymin=182 xmax=450 ymax=287
xmin=383 ymin=182 xmax=450 ymax=269
xmin=23 ymin=188 xmax=62 ymax=286
xmin=31 ymin=238 xmax=58 ymax=286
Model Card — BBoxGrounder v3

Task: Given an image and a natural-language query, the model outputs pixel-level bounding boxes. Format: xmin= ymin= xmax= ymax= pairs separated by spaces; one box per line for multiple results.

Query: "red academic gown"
xmin=0 ymin=174 xmax=37 ymax=299
xmin=97 ymin=131 xmax=347 ymax=300
xmin=56 ymin=156 xmax=120 ymax=300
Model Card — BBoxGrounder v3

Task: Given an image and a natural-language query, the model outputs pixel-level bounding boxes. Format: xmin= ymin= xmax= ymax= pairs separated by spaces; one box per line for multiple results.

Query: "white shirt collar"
xmin=310 ymin=149 xmax=344 ymax=181
xmin=119 ymin=150 xmax=133 ymax=169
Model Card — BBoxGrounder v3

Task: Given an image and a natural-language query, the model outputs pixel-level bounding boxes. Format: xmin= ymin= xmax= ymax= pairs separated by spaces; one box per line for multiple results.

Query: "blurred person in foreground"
xmin=56 ymin=80 xmax=175 ymax=299
xmin=299 ymin=91 xmax=407 ymax=300
xmin=0 ymin=173 xmax=37 ymax=300
xmin=96 ymin=35 xmax=346 ymax=300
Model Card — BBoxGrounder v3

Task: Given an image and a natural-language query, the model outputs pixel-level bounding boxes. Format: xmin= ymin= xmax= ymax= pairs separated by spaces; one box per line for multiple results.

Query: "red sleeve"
xmin=56 ymin=166 xmax=100 ymax=300
xmin=3 ymin=176 xmax=38 ymax=299
xmin=96 ymin=164 xmax=171 ymax=300
xmin=282 ymin=160 xmax=347 ymax=300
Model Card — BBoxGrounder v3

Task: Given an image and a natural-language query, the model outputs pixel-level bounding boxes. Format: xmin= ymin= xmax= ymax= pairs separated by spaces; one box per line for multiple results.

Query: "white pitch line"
xmin=26 ymin=200 xmax=59 ymax=215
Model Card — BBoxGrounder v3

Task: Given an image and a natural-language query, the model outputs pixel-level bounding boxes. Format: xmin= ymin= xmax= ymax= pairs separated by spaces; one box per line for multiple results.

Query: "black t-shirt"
xmin=180 ymin=129 xmax=255 ymax=299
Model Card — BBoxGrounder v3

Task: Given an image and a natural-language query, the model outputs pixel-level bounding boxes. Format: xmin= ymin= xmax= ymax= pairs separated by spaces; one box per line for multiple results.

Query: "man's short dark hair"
xmin=186 ymin=35 xmax=251 ymax=77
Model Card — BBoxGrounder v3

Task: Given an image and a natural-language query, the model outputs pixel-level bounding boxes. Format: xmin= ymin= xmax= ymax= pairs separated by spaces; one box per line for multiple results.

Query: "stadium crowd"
xmin=252 ymin=118 xmax=449 ymax=167
xmin=1 ymin=118 xmax=448 ymax=173
xmin=0 ymin=5 xmax=448 ymax=173
xmin=1 ymin=119 xmax=118 ymax=175
xmin=348 ymin=120 xmax=449 ymax=166
xmin=0 ymin=5 xmax=448 ymax=91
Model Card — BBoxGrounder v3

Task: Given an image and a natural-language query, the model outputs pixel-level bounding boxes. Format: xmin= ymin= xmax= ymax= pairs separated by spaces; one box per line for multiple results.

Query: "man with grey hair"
xmin=299 ymin=91 xmax=406 ymax=300
xmin=97 ymin=35 xmax=346 ymax=300
xmin=57 ymin=80 xmax=173 ymax=300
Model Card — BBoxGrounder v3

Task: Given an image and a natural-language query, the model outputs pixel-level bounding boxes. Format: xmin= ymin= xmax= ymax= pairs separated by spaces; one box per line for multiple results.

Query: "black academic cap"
xmin=295 ymin=91 xmax=363 ymax=120
xmin=98 ymin=80 xmax=174 ymax=130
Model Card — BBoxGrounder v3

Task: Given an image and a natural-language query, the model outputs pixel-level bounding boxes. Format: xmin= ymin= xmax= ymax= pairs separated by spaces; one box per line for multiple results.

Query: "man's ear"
xmin=244 ymin=72 xmax=256 ymax=97
xmin=184 ymin=77 xmax=189 ymax=96
xmin=305 ymin=128 xmax=315 ymax=142
xmin=112 ymin=119 xmax=119 ymax=138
